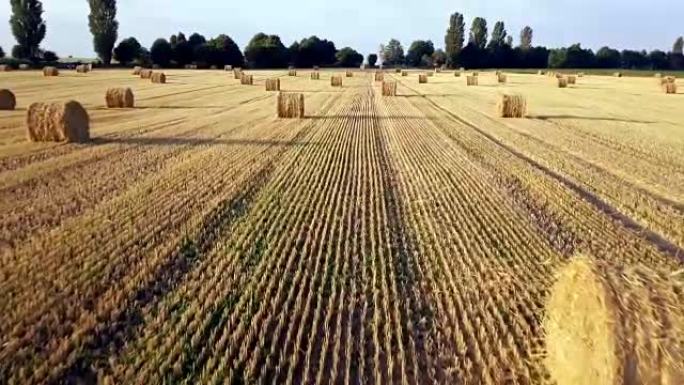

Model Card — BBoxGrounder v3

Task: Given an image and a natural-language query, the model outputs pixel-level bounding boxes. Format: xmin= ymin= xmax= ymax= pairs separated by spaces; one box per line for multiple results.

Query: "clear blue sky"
xmin=1 ymin=0 xmax=682 ymax=58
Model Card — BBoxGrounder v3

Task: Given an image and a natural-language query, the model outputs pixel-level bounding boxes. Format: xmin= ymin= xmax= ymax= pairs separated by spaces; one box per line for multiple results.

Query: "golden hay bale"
xmin=497 ymin=94 xmax=526 ymax=118
xmin=655 ymin=73 xmax=662 ymax=78
xmin=394 ymin=68 xmax=401 ymax=73
xmin=614 ymin=72 xmax=623 ymax=77
xmin=471 ymin=72 xmax=479 ymax=77
xmin=26 ymin=101 xmax=90 ymax=142
xmin=374 ymin=72 xmax=384 ymax=82
xmin=288 ymin=69 xmax=297 ymax=76
xmin=0 ymin=64 xmax=13 ymax=72
xmin=401 ymin=70 xmax=408 ymax=76
xmin=233 ymin=69 xmax=242 ymax=79
xmin=466 ymin=76 xmax=478 ymax=86
xmin=0 ymin=89 xmax=17 ymax=110
xmin=140 ymin=69 xmax=153 ymax=79
xmin=224 ymin=65 xmax=233 ymax=71
xmin=578 ymin=72 xmax=585 ymax=77
xmin=265 ymin=78 xmax=280 ymax=91
xmin=345 ymin=71 xmax=353 ymax=77
xmin=330 ymin=76 xmax=343 ymax=87
xmin=105 ymin=88 xmax=135 ymax=108
xmin=434 ymin=68 xmax=441 ymax=73
xmin=538 ymin=70 xmax=545 ymax=75
xmin=276 ymin=92 xmax=305 ymax=118
xmin=43 ymin=67 xmax=59 ymax=76
xmin=544 ymin=256 xmax=684 ymax=385
xmin=240 ymin=74 xmax=253 ymax=85
xmin=660 ymin=76 xmax=676 ymax=85
xmin=19 ymin=64 xmax=30 ymax=70
xmin=555 ymin=73 xmax=564 ymax=79
xmin=557 ymin=77 xmax=568 ymax=88
xmin=75 ymin=64 xmax=90 ymax=73
xmin=566 ymin=75 xmax=577 ymax=85
xmin=310 ymin=72 xmax=320 ymax=80
xmin=426 ymin=71 xmax=434 ymax=77
xmin=454 ymin=71 xmax=461 ymax=77
xmin=663 ymin=82 xmax=677 ymax=94
xmin=381 ymin=81 xmax=397 ymax=96
xmin=151 ymin=72 xmax=167 ymax=84
xmin=418 ymin=74 xmax=428 ymax=84
xmin=132 ymin=66 xmax=142 ymax=75
xmin=497 ymin=73 xmax=507 ymax=83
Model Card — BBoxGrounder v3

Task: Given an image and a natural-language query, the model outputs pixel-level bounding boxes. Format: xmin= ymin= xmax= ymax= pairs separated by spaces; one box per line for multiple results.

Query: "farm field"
xmin=0 ymin=68 xmax=683 ymax=384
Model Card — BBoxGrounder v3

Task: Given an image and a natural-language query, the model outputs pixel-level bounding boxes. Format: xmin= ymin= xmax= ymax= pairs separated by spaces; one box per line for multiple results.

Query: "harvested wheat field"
xmin=0 ymin=68 xmax=683 ymax=385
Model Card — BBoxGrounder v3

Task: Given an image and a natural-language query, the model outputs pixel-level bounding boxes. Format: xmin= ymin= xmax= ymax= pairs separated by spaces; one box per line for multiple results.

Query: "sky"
xmin=1 ymin=0 xmax=682 ymax=59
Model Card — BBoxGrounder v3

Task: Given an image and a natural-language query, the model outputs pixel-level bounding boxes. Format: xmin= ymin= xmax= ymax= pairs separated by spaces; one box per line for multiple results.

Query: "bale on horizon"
xmin=310 ymin=72 xmax=320 ymax=80
xmin=240 ymin=74 xmax=253 ymax=85
xmin=132 ymin=66 xmax=143 ymax=75
xmin=27 ymin=101 xmax=90 ymax=142
xmin=105 ymin=88 xmax=135 ymax=108
xmin=43 ymin=67 xmax=59 ymax=77
xmin=76 ymin=64 xmax=90 ymax=73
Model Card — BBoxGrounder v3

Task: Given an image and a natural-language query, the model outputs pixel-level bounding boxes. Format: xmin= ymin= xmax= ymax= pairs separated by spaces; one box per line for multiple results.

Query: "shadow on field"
xmin=304 ymin=114 xmax=427 ymax=120
xmin=530 ymin=114 xmax=655 ymax=124
xmin=91 ymin=136 xmax=310 ymax=147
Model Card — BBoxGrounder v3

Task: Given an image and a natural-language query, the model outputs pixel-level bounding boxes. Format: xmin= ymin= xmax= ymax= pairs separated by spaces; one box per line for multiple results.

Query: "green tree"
xmin=0 ymin=46 xmax=5 ymax=59
xmin=199 ymin=34 xmax=244 ymax=67
xmin=382 ymin=39 xmax=405 ymax=66
xmin=673 ymin=36 xmax=684 ymax=55
xmin=9 ymin=0 xmax=46 ymax=59
xmin=468 ymin=17 xmax=488 ymax=49
xmin=87 ymin=0 xmax=118 ymax=65
xmin=290 ymin=36 xmax=337 ymax=67
xmin=595 ymin=46 xmax=621 ymax=68
xmin=150 ymin=38 xmax=173 ymax=67
xmin=172 ymin=32 xmax=194 ymax=66
xmin=520 ymin=26 xmax=533 ymax=50
xmin=335 ymin=47 xmax=363 ymax=67
xmin=42 ymin=49 xmax=57 ymax=62
xmin=367 ymin=53 xmax=378 ymax=67
xmin=487 ymin=21 xmax=507 ymax=49
xmin=406 ymin=40 xmax=434 ymax=67
xmin=244 ymin=33 xmax=289 ymax=68
xmin=444 ymin=12 xmax=465 ymax=67
xmin=432 ymin=49 xmax=447 ymax=67
xmin=113 ymin=37 xmax=142 ymax=65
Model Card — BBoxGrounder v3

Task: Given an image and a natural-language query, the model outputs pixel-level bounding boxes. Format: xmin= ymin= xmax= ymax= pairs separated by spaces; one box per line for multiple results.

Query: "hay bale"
xmin=240 ymin=74 xmax=253 ymax=85
xmin=566 ymin=75 xmax=577 ymax=85
xmin=395 ymin=68 xmax=401 ymax=73
xmin=426 ymin=71 xmax=434 ymax=77
xmin=310 ymin=72 xmax=320 ymax=80
xmin=434 ymin=68 xmax=441 ymax=73
xmin=151 ymin=72 xmax=166 ymax=84
xmin=140 ymin=69 xmax=153 ymax=79
xmin=544 ymin=256 xmax=684 ymax=385
xmin=0 ymin=64 xmax=13 ymax=72
xmin=537 ymin=70 xmax=545 ymax=75
xmin=330 ymin=76 xmax=343 ymax=87
xmin=401 ymin=71 xmax=408 ymax=77
xmin=184 ymin=64 xmax=198 ymax=69
xmin=557 ymin=77 xmax=568 ymax=88
xmin=614 ymin=72 xmax=623 ymax=77
xmin=233 ymin=69 xmax=242 ymax=79
xmin=19 ymin=64 xmax=30 ymax=70
xmin=43 ymin=67 xmax=59 ymax=77
xmin=497 ymin=94 xmax=526 ymax=118
xmin=0 ymin=89 xmax=17 ymax=110
xmin=466 ymin=76 xmax=478 ymax=86
xmin=26 ymin=101 xmax=90 ymax=142
xmin=132 ymin=66 xmax=142 ymax=75
xmin=276 ymin=92 xmax=305 ymax=118
xmin=75 ymin=64 xmax=90 ymax=73
xmin=265 ymin=78 xmax=280 ymax=91
xmin=577 ymin=72 xmax=585 ymax=77
xmin=288 ymin=69 xmax=297 ymax=76
xmin=374 ymin=72 xmax=384 ymax=82
xmin=224 ymin=65 xmax=232 ymax=71
xmin=663 ymin=82 xmax=677 ymax=94
xmin=345 ymin=71 xmax=353 ymax=77
xmin=497 ymin=73 xmax=507 ymax=84
xmin=471 ymin=72 xmax=479 ymax=77
xmin=454 ymin=71 xmax=461 ymax=77
xmin=105 ymin=88 xmax=135 ymax=108
xmin=382 ymin=81 xmax=397 ymax=96
xmin=660 ymin=76 xmax=676 ymax=86
xmin=418 ymin=74 xmax=428 ymax=84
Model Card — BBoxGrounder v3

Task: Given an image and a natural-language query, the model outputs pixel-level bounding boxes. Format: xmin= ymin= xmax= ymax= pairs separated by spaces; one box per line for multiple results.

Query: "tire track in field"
xmin=396 ymin=79 xmax=684 ymax=263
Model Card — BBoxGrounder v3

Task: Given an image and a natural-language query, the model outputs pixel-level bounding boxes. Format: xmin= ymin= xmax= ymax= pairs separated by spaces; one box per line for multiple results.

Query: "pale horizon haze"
xmin=1 ymin=0 xmax=682 ymax=59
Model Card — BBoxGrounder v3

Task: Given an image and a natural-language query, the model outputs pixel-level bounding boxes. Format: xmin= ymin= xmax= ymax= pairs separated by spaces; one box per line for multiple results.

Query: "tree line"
xmin=3 ymin=1 xmax=683 ymax=71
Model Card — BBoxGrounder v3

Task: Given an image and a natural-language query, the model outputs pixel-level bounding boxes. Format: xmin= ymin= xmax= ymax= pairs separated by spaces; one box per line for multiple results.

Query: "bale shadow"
xmin=90 ymin=136 xmax=311 ymax=147
xmin=304 ymin=114 xmax=427 ymax=120
xmin=530 ymin=114 xmax=655 ymax=124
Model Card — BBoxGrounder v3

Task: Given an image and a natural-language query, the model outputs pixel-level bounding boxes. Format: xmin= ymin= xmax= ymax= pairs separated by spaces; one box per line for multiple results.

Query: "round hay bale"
xmin=265 ymin=78 xmax=280 ymax=91
xmin=497 ymin=73 xmax=507 ymax=83
xmin=557 ymin=77 xmax=568 ymax=88
xmin=151 ymin=72 xmax=166 ymax=84
xmin=663 ymin=82 xmax=677 ymax=94
xmin=544 ymin=256 xmax=684 ymax=385
xmin=466 ymin=76 xmax=478 ymax=86
xmin=0 ymin=89 xmax=17 ymax=110
xmin=43 ymin=67 xmax=59 ymax=77
xmin=418 ymin=74 xmax=428 ymax=84
xmin=497 ymin=94 xmax=526 ymax=118
xmin=0 ymin=64 xmax=13 ymax=72
xmin=105 ymin=88 xmax=135 ymax=108
xmin=26 ymin=101 xmax=90 ymax=143
xmin=277 ymin=92 xmax=305 ymax=118
xmin=19 ymin=64 xmax=30 ymax=70
xmin=310 ymin=72 xmax=320 ymax=80
xmin=381 ymin=81 xmax=397 ymax=96
xmin=75 ymin=64 xmax=90 ymax=73
xmin=132 ymin=66 xmax=142 ymax=75
xmin=374 ymin=72 xmax=384 ymax=82
xmin=140 ymin=69 xmax=153 ymax=79
xmin=330 ymin=76 xmax=343 ymax=87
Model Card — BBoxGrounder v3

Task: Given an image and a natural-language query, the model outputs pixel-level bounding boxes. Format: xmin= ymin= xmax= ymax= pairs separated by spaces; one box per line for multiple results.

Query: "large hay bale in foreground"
xmin=663 ymin=82 xmax=677 ymax=94
xmin=140 ymin=69 xmax=153 ymax=79
xmin=0 ymin=65 xmax=13 ymax=72
xmin=330 ymin=76 xmax=343 ymax=87
xmin=105 ymin=88 xmax=135 ymax=108
xmin=151 ymin=72 xmax=166 ymax=84
xmin=497 ymin=94 xmax=526 ymax=118
xmin=418 ymin=74 xmax=428 ymax=84
xmin=544 ymin=256 xmax=684 ymax=385
xmin=310 ymin=72 xmax=320 ymax=80
xmin=497 ymin=73 xmax=507 ymax=83
xmin=277 ymin=92 xmax=305 ymax=118
xmin=0 ymin=89 xmax=17 ymax=110
xmin=43 ymin=67 xmax=59 ymax=77
xmin=75 ymin=64 xmax=90 ymax=73
xmin=557 ymin=77 xmax=568 ymax=88
xmin=240 ymin=74 xmax=253 ymax=85
xmin=26 ymin=101 xmax=90 ymax=142
xmin=132 ymin=66 xmax=142 ymax=75
xmin=265 ymin=78 xmax=280 ymax=91
xmin=466 ymin=76 xmax=478 ymax=86
xmin=374 ymin=72 xmax=384 ymax=82
xmin=382 ymin=81 xmax=397 ymax=96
